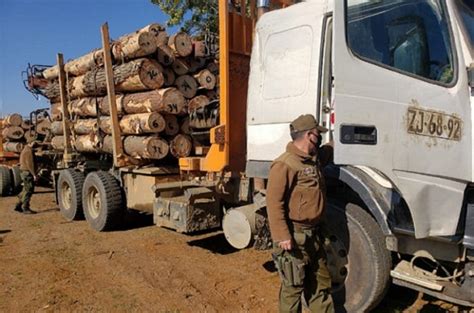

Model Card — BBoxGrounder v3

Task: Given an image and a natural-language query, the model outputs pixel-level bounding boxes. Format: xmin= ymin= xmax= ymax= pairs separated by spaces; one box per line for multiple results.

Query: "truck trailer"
xmin=29 ymin=0 xmax=474 ymax=311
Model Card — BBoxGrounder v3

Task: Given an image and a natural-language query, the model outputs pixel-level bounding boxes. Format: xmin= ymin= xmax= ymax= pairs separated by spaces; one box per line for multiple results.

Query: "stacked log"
xmin=2 ymin=113 xmax=51 ymax=153
xmin=39 ymin=23 xmax=219 ymax=163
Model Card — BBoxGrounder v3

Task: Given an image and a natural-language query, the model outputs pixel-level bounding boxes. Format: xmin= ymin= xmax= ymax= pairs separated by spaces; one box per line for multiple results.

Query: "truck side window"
xmin=346 ymin=0 xmax=455 ymax=84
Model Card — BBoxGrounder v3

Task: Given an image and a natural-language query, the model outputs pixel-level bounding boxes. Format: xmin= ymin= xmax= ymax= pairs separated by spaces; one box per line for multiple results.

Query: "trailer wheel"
xmin=10 ymin=165 xmax=22 ymax=195
xmin=58 ymin=169 xmax=85 ymax=221
xmin=82 ymin=171 xmax=124 ymax=231
xmin=0 ymin=165 xmax=12 ymax=196
xmin=324 ymin=201 xmax=391 ymax=312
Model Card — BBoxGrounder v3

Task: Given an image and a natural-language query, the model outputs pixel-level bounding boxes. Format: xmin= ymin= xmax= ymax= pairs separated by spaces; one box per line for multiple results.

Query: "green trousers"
xmin=17 ymin=171 xmax=34 ymax=209
xmin=274 ymin=228 xmax=334 ymax=313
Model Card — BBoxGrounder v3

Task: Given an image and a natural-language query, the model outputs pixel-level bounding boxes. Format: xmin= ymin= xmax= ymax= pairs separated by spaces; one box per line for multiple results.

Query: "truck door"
xmin=332 ymin=0 xmax=472 ymax=238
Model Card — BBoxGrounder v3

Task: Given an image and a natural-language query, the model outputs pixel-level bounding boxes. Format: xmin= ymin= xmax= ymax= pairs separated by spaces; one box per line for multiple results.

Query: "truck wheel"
xmin=82 ymin=171 xmax=124 ymax=231
xmin=324 ymin=201 xmax=391 ymax=312
xmin=0 ymin=165 xmax=12 ymax=196
xmin=10 ymin=165 xmax=22 ymax=195
xmin=58 ymin=169 xmax=85 ymax=221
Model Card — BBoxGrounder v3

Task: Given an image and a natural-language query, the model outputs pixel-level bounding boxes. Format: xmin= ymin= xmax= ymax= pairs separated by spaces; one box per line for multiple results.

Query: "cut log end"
xmin=168 ymin=32 xmax=193 ymax=57
xmin=175 ymin=75 xmax=198 ymax=99
xmin=170 ymin=134 xmax=192 ymax=158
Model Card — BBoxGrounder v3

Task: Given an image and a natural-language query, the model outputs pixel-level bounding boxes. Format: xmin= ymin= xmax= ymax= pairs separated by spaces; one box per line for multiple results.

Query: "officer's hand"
xmin=278 ymin=240 xmax=292 ymax=251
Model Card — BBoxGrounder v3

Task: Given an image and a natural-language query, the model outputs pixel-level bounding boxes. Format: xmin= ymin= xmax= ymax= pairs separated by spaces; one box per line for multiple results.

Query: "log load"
xmin=163 ymin=114 xmax=179 ymax=136
xmin=73 ymin=119 xmax=98 ymax=135
xmin=2 ymin=126 xmax=24 ymax=140
xmin=121 ymin=88 xmax=186 ymax=115
xmin=168 ymin=32 xmax=193 ymax=57
xmin=21 ymin=120 xmax=33 ymax=130
xmin=99 ymin=95 xmax=124 ymax=116
xmin=74 ymin=134 xmax=100 ymax=152
xmin=43 ymin=49 xmax=104 ymax=79
xmin=194 ymin=69 xmax=216 ymax=90
xmin=157 ymin=45 xmax=175 ymax=66
xmin=51 ymin=121 xmax=64 ymax=136
xmin=141 ymin=23 xmax=168 ymax=47
xmin=175 ymin=75 xmax=198 ymax=99
xmin=162 ymin=68 xmax=176 ymax=86
xmin=112 ymin=26 xmax=160 ymax=61
xmin=100 ymin=112 xmax=166 ymax=135
xmin=170 ymin=134 xmax=192 ymax=158
xmin=101 ymin=135 xmax=114 ymax=154
xmin=51 ymin=102 xmax=63 ymax=121
xmin=24 ymin=130 xmax=36 ymax=143
xmin=3 ymin=142 xmax=24 ymax=153
xmin=69 ymin=58 xmax=164 ymax=98
xmin=36 ymin=119 xmax=52 ymax=136
xmin=123 ymin=136 xmax=169 ymax=160
xmin=180 ymin=117 xmax=191 ymax=135
xmin=51 ymin=136 xmax=65 ymax=151
xmin=71 ymin=97 xmax=99 ymax=117
xmin=5 ymin=114 xmax=23 ymax=127
xmin=188 ymin=95 xmax=210 ymax=112
xmin=172 ymin=58 xmax=190 ymax=76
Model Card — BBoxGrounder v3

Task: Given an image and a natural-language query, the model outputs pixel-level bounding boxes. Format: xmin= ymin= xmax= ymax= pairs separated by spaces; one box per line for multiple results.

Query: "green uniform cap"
xmin=290 ymin=114 xmax=328 ymax=133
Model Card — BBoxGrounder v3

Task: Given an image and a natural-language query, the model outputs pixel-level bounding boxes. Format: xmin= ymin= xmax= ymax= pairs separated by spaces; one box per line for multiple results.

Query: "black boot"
xmin=14 ymin=203 xmax=22 ymax=213
xmin=22 ymin=208 xmax=37 ymax=214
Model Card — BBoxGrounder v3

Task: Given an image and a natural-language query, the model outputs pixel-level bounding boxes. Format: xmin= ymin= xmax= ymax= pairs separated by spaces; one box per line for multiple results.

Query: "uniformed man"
xmin=267 ymin=114 xmax=334 ymax=313
xmin=14 ymin=142 xmax=37 ymax=214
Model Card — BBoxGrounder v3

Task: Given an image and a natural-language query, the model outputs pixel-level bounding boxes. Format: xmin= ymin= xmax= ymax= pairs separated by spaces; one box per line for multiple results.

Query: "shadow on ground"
xmin=187 ymin=233 xmax=238 ymax=255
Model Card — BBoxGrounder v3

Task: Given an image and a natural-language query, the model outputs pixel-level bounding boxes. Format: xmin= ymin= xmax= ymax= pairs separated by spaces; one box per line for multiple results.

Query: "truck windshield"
xmin=455 ymin=0 xmax=474 ymax=50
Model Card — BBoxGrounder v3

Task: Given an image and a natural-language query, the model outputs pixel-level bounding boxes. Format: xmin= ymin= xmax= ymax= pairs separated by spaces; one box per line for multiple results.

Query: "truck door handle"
xmin=340 ymin=125 xmax=377 ymax=145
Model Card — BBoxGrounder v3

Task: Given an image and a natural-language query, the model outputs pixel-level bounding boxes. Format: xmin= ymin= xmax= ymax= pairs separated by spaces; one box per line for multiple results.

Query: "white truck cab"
xmin=246 ymin=0 xmax=474 ymax=311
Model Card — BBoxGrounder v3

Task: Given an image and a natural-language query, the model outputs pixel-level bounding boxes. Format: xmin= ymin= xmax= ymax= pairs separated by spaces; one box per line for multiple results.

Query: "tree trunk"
xmin=69 ymin=58 xmax=164 ymax=98
xmin=164 ymin=114 xmax=179 ymax=136
xmin=51 ymin=121 xmax=64 ymax=135
xmin=43 ymin=80 xmax=60 ymax=101
xmin=170 ymin=134 xmax=192 ymax=158
xmin=194 ymin=69 xmax=216 ymax=90
xmin=188 ymin=95 xmax=210 ymax=111
xmin=5 ymin=114 xmax=23 ymax=127
xmin=175 ymin=75 xmax=198 ymax=99
xmin=2 ymin=126 xmax=25 ymax=140
xmin=180 ymin=117 xmax=191 ymax=135
xmin=168 ymin=32 xmax=193 ymax=57
xmin=73 ymin=119 xmax=98 ymax=135
xmin=71 ymin=97 xmax=99 ymax=117
xmin=112 ymin=30 xmax=157 ymax=61
xmin=21 ymin=120 xmax=33 ymax=130
xmin=124 ymin=136 xmax=169 ymax=160
xmin=73 ymin=134 xmax=100 ymax=152
xmin=51 ymin=102 xmax=63 ymax=121
xmin=156 ymin=45 xmax=175 ymax=66
xmin=172 ymin=58 xmax=190 ymax=76
xmin=120 ymin=113 xmax=165 ymax=134
xmin=66 ymin=49 xmax=104 ymax=76
xmin=120 ymin=88 xmax=185 ymax=115
xmin=162 ymin=68 xmax=175 ymax=86
xmin=43 ymin=66 xmax=59 ymax=80
xmin=3 ymin=142 xmax=24 ymax=153
xmin=102 ymin=135 xmax=114 ymax=154
xmin=51 ymin=136 xmax=65 ymax=151
xmin=24 ymin=130 xmax=36 ymax=143
xmin=36 ymin=119 xmax=51 ymax=135
xmin=141 ymin=23 xmax=168 ymax=47
xmin=99 ymin=95 xmax=124 ymax=116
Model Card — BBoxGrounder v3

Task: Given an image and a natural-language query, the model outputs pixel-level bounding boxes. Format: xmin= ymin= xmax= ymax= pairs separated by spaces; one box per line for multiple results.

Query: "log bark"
xmin=188 ymin=57 xmax=207 ymax=73
xmin=43 ymin=80 xmax=60 ymax=100
xmin=120 ymin=88 xmax=186 ymax=115
xmin=24 ymin=130 xmax=36 ymax=143
xmin=175 ymin=75 xmax=198 ymax=99
xmin=193 ymin=41 xmax=207 ymax=58
xmin=73 ymin=134 xmax=100 ymax=152
xmin=120 ymin=113 xmax=165 ymax=134
xmin=69 ymin=58 xmax=164 ymax=98
xmin=124 ymin=136 xmax=169 ymax=160
xmin=36 ymin=119 xmax=51 ymax=135
xmin=3 ymin=142 xmax=24 ymax=153
xmin=164 ymin=114 xmax=179 ymax=136
xmin=168 ymin=32 xmax=193 ymax=57
xmin=180 ymin=117 xmax=191 ymax=135
xmin=170 ymin=134 xmax=192 ymax=158
xmin=43 ymin=66 xmax=59 ymax=80
xmin=112 ymin=29 xmax=157 ymax=61
xmin=141 ymin=23 xmax=168 ymax=47
xmin=73 ymin=119 xmax=98 ymax=135
xmin=194 ymin=69 xmax=216 ymax=90
xmin=21 ymin=120 xmax=33 ymax=130
xmin=188 ymin=95 xmax=210 ymax=111
xmin=172 ymin=58 xmax=190 ymax=75
xmin=66 ymin=49 xmax=104 ymax=76
xmin=51 ymin=121 xmax=64 ymax=135
xmin=51 ymin=102 xmax=63 ymax=121
xmin=2 ymin=126 xmax=24 ymax=140
xmin=207 ymin=62 xmax=219 ymax=75
xmin=102 ymin=135 xmax=114 ymax=154
xmin=71 ymin=97 xmax=99 ymax=117
xmin=5 ymin=114 xmax=23 ymax=127
xmin=99 ymin=95 xmax=124 ymax=116
xmin=156 ymin=45 xmax=175 ymax=66
xmin=162 ymin=68 xmax=175 ymax=86
xmin=51 ymin=136 xmax=65 ymax=151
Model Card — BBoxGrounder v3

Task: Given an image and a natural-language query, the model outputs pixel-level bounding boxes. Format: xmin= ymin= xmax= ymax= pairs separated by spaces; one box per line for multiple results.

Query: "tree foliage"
xmin=151 ymin=0 xmax=218 ymax=36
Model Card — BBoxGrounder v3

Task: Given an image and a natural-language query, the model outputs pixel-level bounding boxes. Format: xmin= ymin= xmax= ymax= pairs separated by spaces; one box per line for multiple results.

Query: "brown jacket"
xmin=19 ymin=145 xmax=36 ymax=176
xmin=267 ymin=142 xmax=333 ymax=242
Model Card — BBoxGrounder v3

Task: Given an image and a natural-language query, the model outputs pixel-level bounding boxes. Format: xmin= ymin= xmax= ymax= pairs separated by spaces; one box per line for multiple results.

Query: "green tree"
xmin=151 ymin=0 xmax=218 ymax=36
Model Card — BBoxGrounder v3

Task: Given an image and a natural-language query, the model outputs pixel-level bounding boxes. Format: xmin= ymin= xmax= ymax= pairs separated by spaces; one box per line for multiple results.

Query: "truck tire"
xmin=10 ymin=165 xmax=22 ymax=195
xmin=0 ymin=165 xmax=12 ymax=196
xmin=57 ymin=169 xmax=85 ymax=221
xmin=325 ymin=201 xmax=391 ymax=313
xmin=82 ymin=171 xmax=124 ymax=231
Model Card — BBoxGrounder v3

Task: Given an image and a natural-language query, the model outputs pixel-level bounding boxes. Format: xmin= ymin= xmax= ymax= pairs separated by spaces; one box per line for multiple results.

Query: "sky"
xmin=0 ymin=0 xmax=179 ymax=117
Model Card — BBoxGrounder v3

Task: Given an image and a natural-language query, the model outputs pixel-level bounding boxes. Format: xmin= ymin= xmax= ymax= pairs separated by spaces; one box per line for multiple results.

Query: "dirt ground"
xmin=0 ymin=188 xmax=469 ymax=312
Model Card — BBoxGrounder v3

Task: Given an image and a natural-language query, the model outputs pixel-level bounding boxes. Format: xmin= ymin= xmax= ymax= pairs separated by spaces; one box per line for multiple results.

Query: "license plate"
xmin=407 ymin=107 xmax=462 ymax=141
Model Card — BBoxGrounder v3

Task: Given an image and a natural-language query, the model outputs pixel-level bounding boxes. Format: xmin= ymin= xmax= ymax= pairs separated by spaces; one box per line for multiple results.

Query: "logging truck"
xmin=25 ymin=0 xmax=474 ymax=311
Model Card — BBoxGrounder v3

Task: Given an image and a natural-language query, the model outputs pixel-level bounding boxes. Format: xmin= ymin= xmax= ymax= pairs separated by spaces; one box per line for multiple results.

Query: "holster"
xmin=272 ymin=250 xmax=306 ymax=286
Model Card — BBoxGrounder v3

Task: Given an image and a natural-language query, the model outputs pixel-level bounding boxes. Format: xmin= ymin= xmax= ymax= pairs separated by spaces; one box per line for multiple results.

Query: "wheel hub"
xmin=87 ymin=186 xmax=101 ymax=219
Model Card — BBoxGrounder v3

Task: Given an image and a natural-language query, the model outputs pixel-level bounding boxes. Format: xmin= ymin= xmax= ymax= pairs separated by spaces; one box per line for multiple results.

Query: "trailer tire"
xmin=10 ymin=165 xmax=22 ymax=195
xmin=0 ymin=165 xmax=12 ymax=196
xmin=82 ymin=171 xmax=124 ymax=231
xmin=325 ymin=201 xmax=391 ymax=313
xmin=58 ymin=169 xmax=85 ymax=221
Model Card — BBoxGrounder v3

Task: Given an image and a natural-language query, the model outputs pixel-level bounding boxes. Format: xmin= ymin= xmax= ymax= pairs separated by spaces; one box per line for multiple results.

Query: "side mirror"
xmin=468 ymin=63 xmax=474 ymax=88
